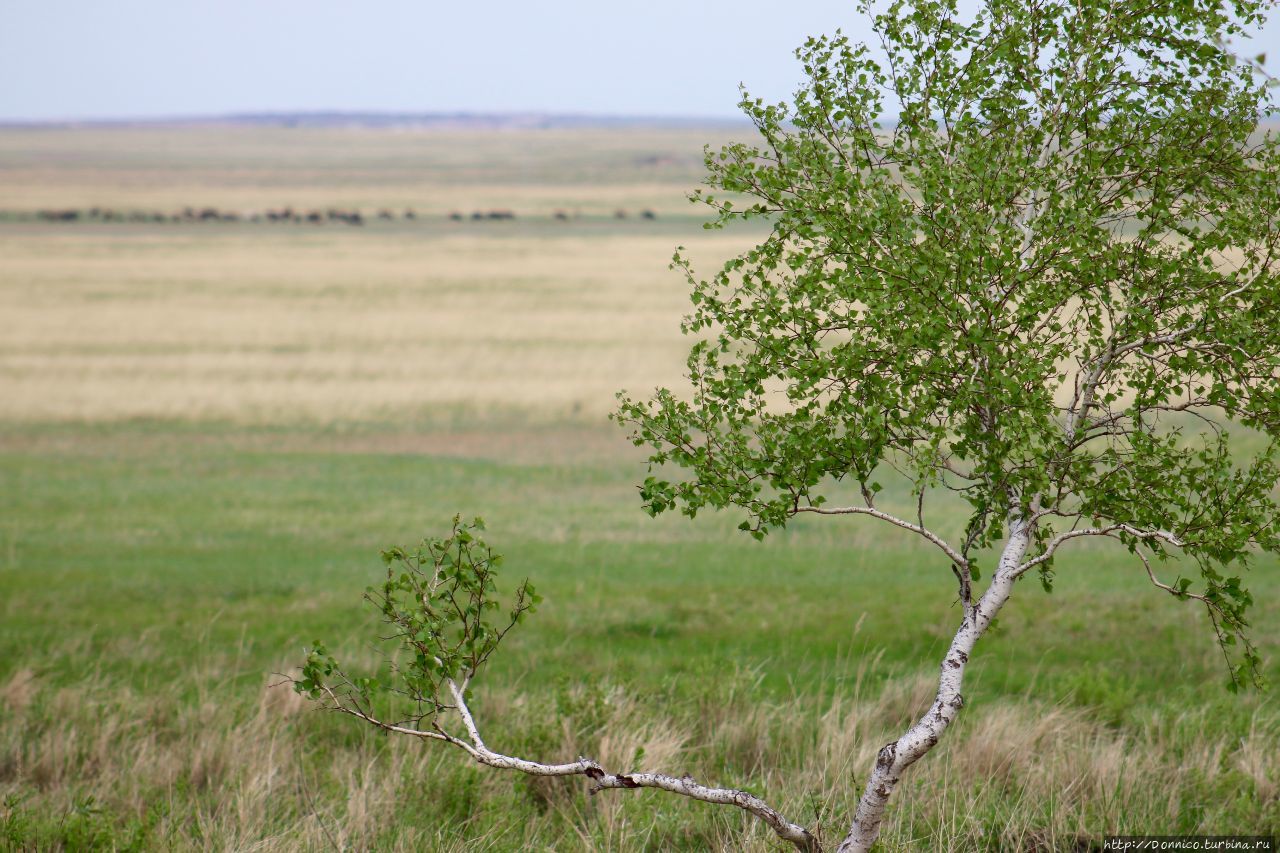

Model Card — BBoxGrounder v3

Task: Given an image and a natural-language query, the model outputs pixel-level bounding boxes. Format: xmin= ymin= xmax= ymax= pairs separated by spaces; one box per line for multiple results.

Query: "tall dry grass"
xmin=4 ymin=662 xmax=1276 ymax=850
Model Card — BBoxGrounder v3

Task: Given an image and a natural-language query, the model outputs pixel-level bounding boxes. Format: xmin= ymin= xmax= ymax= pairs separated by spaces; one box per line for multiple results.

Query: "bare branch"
xmin=1130 ymin=546 xmax=1260 ymax=690
xmin=317 ymin=679 xmax=820 ymax=852
xmin=1015 ymin=523 xmax=1185 ymax=577
xmin=795 ymin=504 xmax=968 ymax=567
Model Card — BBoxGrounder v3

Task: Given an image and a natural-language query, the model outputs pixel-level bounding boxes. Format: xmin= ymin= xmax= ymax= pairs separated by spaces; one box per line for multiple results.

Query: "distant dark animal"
xmin=403 ymin=209 xmax=417 ymax=220
xmin=379 ymin=209 xmax=395 ymax=220
xmin=471 ymin=211 xmax=486 ymax=221
xmin=448 ymin=211 xmax=464 ymax=221
xmin=640 ymin=209 xmax=657 ymax=220
xmin=326 ymin=209 xmax=362 ymax=224
xmin=37 ymin=209 xmax=80 ymax=222
xmin=553 ymin=210 xmax=570 ymax=221
xmin=635 ymin=155 xmax=677 ymax=167
xmin=199 ymin=207 xmax=220 ymax=222
xmin=486 ymin=210 xmax=516 ymax=221
xmin=306 ymin=211 xmax=324 ymax=224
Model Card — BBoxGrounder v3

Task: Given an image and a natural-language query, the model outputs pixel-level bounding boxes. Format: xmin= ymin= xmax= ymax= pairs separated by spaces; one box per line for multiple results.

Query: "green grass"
xmin=2 ymin=422 xmax=1277 ymax=850
xmin=1 ymin=124 xmax=1277 ymax=850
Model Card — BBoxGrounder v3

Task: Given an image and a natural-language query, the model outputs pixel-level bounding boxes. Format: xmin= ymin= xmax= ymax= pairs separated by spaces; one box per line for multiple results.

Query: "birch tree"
xmin=616 ymin=0 xmax=1280 ymax=845
xmin=297 ymin=1 xmax=1280 ymax=849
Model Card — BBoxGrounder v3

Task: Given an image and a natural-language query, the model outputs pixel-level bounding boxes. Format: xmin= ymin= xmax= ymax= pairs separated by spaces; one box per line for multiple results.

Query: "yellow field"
xmin=0 ymin=126 xmax=739 ymax=214
xmin=0 ymin=127 xmax=757 ymax=426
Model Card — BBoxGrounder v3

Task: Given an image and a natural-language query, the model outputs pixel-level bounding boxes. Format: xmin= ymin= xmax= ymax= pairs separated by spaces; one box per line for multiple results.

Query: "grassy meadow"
xmin=0 ymin=126 xmax=1277 ymax=851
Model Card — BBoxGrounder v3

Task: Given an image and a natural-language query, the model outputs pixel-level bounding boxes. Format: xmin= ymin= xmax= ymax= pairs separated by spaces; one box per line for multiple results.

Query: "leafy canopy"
xmin=615 ymin=0 xmax=1280 ymax=685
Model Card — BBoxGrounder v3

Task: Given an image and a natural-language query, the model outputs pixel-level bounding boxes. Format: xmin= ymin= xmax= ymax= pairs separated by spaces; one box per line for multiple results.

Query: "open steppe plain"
xmin=0 ymin=125 xmax=1276 ymax=850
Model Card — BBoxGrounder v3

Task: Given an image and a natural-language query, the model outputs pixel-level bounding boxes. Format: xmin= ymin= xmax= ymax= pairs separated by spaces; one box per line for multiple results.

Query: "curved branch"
xmin=1116 ymin=543 xmax=1258 ymax=689
xmin=318 ymin=680 xmax=820 ymax=852
xmin=795 ymin=504 xmax=968 ymax=567
xmin=1065 ymin=277 xmax=1255 ymax=441
xmin=1015 ymin=523 xmax=1185 ymax=577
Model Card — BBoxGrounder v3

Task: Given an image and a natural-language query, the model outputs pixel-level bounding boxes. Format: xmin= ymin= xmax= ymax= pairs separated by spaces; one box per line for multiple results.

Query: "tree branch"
xmin=795 ymin=504 xmax=968 ymax=567
xmin=1015 ymin=523 xmax=1185 ymax=577
xmin=318 ymin=680 xmax=820 ymax=852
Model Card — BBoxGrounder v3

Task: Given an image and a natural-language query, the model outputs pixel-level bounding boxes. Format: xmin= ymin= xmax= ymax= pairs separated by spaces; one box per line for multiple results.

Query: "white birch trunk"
xmin=835 ymin=517 xmax=1033 ymax=853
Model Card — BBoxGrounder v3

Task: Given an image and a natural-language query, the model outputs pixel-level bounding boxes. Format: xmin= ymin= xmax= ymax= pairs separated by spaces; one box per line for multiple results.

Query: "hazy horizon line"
xmin=4 ymin=106 xmax=1274 ymax=132
xmin=0 ymin=109 xmax=758 ymax=131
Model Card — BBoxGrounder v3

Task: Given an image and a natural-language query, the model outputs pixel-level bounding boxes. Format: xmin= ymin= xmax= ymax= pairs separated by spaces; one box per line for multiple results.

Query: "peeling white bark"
xmin=835 ymin=516 xmax=1033 ymax=853
xmin=322 ymin=679 xmax=820 ymax=851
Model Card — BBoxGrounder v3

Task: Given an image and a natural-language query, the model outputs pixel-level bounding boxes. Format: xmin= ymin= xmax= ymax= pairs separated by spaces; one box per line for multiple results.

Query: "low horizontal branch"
xmin=319 ymin=682 xmax=820 ymax=852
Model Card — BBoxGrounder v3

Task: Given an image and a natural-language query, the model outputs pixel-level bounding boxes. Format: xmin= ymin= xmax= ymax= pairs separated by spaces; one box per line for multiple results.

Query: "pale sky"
xmin=1 ymin=1 xmax=1277 ymax=122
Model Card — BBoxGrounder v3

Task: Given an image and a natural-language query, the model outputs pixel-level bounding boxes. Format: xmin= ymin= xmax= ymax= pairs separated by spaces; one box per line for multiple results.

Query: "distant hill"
xmin=0 ymin=111 xmax=750 ymax=131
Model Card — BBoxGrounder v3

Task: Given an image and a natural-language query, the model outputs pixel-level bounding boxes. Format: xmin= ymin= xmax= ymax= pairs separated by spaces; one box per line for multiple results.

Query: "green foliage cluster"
xmin=616 ymin=0 xmax=1280 ymax=686
xmin=296 ymin=516 xmax=540 ymax=722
